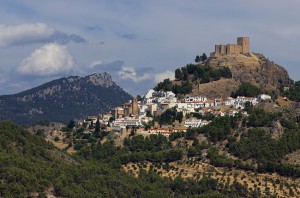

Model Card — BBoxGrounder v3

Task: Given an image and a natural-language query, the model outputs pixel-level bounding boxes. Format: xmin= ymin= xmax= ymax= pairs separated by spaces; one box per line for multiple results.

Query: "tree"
xmin=89 ymin=121 xmax=94 ymax=129
xmin=231 ymin=82 xmax=262 ymax=97
xmin=181 ymin=67 xmax=188 ymax=80
xmin=67 ymin=120 xmax=75 ymax=129
xmin=283 ymin=80 xmax=300 ymax=102
xmin=195 ymin=55 xmax=201 ymax=63
xmin=202 ymin=53 xmax=207 ymax=61
xmin=146 ymin=110 xmax=153 ymax=117
xmin=95 ymin=118 xmax=100 ymax=133
xmin=176 ymin=112 xmax=183 ymax=123
xmin=175 ymin=69 xmax=183 ymax=80
xmin=195 ymin=53 xmax=207 ymax=63
xmin=200 ymin=72 xmax=210 ymax=84
xmin=136 ymin=95 xmax=143 ymax=101
xmin=154 ymin=79 xmax=173 ymax=91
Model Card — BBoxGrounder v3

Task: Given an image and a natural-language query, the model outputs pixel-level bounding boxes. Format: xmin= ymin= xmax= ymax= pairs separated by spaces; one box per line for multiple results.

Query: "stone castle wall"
xmin=210 ymin=37 xmax=249 ymax=58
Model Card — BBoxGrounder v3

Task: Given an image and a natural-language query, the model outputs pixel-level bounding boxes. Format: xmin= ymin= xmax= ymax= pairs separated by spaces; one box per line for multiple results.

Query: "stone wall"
xmin=211 ymin=37 xmax=250 ymax=58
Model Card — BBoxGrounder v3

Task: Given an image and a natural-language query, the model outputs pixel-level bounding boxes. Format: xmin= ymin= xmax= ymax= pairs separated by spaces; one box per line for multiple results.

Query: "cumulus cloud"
xmin=154 ymin=70 xmax=175 ymax=83
xmin=118 ymin=66 xmax=152 ymax=83
xmin=0 ymin=23 xmax=85 ymax=47
xmin=90 ymin=60 xmax=124 ymax=72
xmin=115 ymin=64 xmax=174 ymax=84
xmin=89 ymin=60 xmax=103 ymax=69
xmin=17 ymin=43 xmax=74 ymax=76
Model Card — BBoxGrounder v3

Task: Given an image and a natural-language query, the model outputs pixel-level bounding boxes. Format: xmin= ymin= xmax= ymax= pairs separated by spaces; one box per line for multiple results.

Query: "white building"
xmin=112 ymin=117 xmax=142 ymax=128
xmin=257 ymin=94 xmax=272 ymax=102
xmin=184 ymin=119 xmax=202 ymax=128
xmin=145 ymin=89 xmax=155 ymax=99
xmin=184 ymin=96 xmax=207 ymax=103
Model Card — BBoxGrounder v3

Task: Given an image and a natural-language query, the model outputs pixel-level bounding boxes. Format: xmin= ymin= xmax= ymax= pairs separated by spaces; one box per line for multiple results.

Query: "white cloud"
xmin=154 ymin=70 xmax=174 ymax=83
xmin=89 ymin=60 xmax=103 ymax=68
xmin=118 ymin=66 xmax=152 ymax=83
xmin=0 ymin=23 xmax=85 ymax=47
xmin=0 ymin=23 xmax=54 ymax=47
xmin=117 ymin=66 xmax=174 ymax=85
xmin=17 ymin=43 xmax=74 ymax=76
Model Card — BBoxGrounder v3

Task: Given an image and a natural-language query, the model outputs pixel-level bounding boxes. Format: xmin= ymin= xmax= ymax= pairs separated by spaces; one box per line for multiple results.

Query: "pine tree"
xmin=95 ymin=118 xmax=100 ymax=133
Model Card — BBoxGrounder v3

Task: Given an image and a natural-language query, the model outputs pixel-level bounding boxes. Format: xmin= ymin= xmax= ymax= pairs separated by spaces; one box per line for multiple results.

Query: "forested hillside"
xmin=0 ymin=73 xmax=132 ymax=125
xmin=0 ymin=121 xmax=243 ymax=197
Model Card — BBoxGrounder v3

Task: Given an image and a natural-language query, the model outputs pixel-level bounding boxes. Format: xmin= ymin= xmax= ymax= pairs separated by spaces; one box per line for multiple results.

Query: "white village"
xmin=81 ymin=88 xmax=273 ymax=138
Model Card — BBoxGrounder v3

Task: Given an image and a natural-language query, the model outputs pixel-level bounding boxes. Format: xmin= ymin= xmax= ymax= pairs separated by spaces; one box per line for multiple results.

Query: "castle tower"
xmin=237 ymin=37 xmax=250 ymax=53
xmin=131 ymin=97 xmax=138 ymax=115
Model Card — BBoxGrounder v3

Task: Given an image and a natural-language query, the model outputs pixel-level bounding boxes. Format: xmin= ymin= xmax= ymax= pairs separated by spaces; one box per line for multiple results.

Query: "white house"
xmin=145 ymin=89 xmax=155 ymax=99
xmin=184 ymin=96 xmax=207 ymax=103
xmin=257 ymin=94 xmax=272 ymax=102
xmin=184 ymin=119 xmax=202 ymax=128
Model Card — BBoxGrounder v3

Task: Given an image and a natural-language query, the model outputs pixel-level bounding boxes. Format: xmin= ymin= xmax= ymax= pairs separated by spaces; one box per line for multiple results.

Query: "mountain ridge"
xmin=0 ymin=72 xmax=132 ymax=125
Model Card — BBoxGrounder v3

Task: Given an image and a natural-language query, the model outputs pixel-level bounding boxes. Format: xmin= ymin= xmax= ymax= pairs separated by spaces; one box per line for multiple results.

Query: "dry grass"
xmin=276 ymin=97 xmax=295 ymax=109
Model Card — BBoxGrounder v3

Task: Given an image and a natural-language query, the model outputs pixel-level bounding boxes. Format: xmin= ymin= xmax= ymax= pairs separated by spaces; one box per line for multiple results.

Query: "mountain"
xmin=0 ymin=72 xmax=132 ymax=125
xmin=157 ymin=53 xmax=294 ymax=99
xmin=199 ymin=53 xmax=293 ymax=98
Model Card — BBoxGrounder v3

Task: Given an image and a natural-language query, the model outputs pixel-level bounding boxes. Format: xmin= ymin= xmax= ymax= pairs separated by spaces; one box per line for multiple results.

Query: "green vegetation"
xmin=247 ymin=108 xmax=282 ymax=127
xmin=195 ymin=53 xmax=208 ymax=63
xmin=157 ymin=107 xmax=184 ymax=126
xmin=155 ymin=64 xmax=232 ymax=94
xmin=229 ymin=128 xmax=300 ymax=177
xmin=199 ymin=116 xmax=239 ymax=143
xmin=1 ymin=121 xmax=240 ymax=197
xmin=0 ymin=74 xmax=132 ymax=126
xmin=175 ymin=64 xmax=232 ymax=82
xmin=283 ymin=80 xmax=300 ymax=102
xmin=2 ymin=103 xmax=299 ymax=197
xmin=231 ymin=82 xmax=262 ymax=97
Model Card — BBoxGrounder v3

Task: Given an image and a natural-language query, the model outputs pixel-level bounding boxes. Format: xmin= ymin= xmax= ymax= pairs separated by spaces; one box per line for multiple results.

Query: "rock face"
xmin=270 ymin=120 xmax=284 ymax=139
xmin=0 ymin=72 xmax=132 ymax=125
xmin=193 ymin=53 xmax=293 ymax=98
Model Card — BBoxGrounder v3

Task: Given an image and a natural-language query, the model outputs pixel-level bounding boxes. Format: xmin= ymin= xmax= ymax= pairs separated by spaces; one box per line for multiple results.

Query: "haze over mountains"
xmin=0 ymin=72 xmax=132 ymax=125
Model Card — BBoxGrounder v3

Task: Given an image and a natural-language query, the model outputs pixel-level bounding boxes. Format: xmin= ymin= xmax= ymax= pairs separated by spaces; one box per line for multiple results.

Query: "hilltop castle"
xmin=210 ymin=37 xmax=250 ymax=58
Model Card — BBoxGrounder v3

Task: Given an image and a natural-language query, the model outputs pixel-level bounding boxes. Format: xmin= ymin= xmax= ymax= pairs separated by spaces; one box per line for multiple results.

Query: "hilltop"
xmin=0 ymin=72 xmax=132 ymax=125
xmin=199 ymin=53 xmax=292 ymax=98
xmin=156 ymin=37 xmax=293 ymax=99
xmin=164 ymin=52 xmax=293 ymax=99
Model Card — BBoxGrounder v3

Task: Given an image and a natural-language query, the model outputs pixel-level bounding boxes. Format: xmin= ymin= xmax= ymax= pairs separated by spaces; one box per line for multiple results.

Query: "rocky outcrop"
xmin=270 ymin=120 xmax=284 ymax=139
xmin=87 ymin=72 xmax=115 ymax=87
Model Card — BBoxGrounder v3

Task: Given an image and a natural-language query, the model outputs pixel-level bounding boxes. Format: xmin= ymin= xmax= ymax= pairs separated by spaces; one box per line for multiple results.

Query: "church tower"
xmin=131 ymin=97 xmax=138 ymax=115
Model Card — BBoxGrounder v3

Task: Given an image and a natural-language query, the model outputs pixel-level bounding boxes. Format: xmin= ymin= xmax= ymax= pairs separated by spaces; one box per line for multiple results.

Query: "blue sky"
xmin=0 ymin=0 xmax=299 ymax=95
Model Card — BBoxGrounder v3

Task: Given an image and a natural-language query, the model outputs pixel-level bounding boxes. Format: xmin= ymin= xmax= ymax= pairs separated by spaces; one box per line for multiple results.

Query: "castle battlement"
xmin=210 ymin=37 xmax=250 ymax=58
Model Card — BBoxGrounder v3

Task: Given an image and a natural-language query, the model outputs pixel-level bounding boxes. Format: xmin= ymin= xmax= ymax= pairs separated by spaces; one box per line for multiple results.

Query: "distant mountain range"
xmin=0 ymin=72 xmax=132 ymax=125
